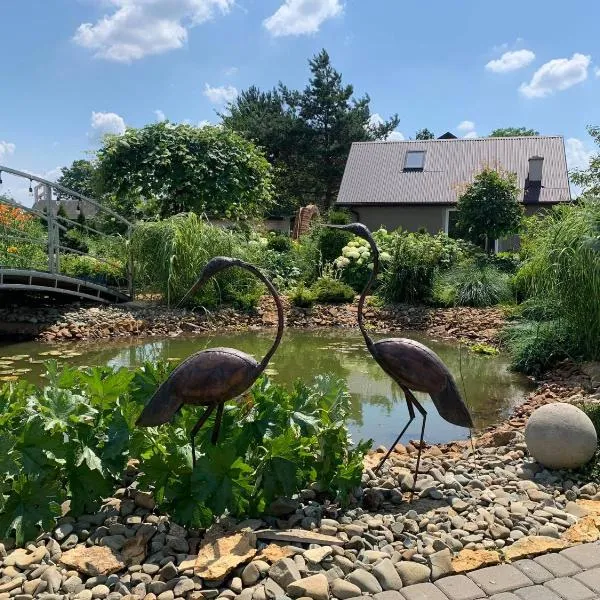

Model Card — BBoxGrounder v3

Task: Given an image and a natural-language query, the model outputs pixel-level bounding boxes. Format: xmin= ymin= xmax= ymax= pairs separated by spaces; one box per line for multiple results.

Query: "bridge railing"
xmin=0 ymin=165 xmax=134 ymax=299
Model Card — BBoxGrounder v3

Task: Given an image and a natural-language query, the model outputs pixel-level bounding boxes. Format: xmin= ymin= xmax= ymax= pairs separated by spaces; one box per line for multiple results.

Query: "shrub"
xmin=290 ymin=283 xmax=315 ymax=308
xmin=501 ymin=320 xmax=576 ymax=376
xmin=505 ymin=201 xmax=600 ymax=373
xmin=0 ymin=363 xmax=369 ymax=542
xmin=311 ymin=277 xmax=355 ymax=303
xmin=131 ymin=214 xmax=261 ymax=308
xmin=433 ymin=262 xmax=512 ymax=307
xmin=61 ymin=254 xmax=125 ymax=286
xmin=380 ymin=232 xmax=467 ymax=304
xmin=266 ymin=232 xmax=292 ymax=253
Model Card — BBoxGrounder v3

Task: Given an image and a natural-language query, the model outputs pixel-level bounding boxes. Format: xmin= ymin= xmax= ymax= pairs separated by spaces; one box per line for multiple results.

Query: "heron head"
xmin=325 ymin=222 xmax=373 ymax=241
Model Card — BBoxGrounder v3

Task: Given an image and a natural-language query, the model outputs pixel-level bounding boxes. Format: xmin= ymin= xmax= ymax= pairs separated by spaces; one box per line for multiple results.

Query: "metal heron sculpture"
xmin=135 ymin=256 xmax=284 ymax=466
xmin=328 ymin=223 xmax=474 ymax=497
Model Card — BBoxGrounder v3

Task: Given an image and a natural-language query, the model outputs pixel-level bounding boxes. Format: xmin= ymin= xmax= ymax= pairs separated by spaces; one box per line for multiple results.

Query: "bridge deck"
xmin=0 ymin=269 xmax=131 ymax=304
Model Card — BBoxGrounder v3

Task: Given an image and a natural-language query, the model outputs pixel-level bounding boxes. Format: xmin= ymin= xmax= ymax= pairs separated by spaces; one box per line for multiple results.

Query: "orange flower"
xmin=6 ymin=246 xmax=18 ymax=254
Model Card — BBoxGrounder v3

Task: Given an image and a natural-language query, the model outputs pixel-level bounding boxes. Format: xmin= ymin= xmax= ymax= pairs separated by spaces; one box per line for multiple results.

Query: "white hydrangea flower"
xmin=380 ymin=251 xmax=391 ymax=261
xmin=346 ymin=250 xmax=360 ymax=259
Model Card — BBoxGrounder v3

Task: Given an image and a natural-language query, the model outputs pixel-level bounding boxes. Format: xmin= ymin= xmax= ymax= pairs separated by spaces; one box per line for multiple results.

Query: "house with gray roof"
xmin=335 ymin=135 xmax=571 ymax=248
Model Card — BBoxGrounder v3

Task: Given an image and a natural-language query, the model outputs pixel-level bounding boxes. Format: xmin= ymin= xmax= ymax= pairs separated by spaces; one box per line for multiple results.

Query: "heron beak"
xmin=176 ymin=257 xmax=236 ymax=308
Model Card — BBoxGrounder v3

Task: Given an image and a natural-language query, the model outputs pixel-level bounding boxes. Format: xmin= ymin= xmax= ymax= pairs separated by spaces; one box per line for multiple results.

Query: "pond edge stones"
xmin=525 ymin=402 xmax=597 ymax=470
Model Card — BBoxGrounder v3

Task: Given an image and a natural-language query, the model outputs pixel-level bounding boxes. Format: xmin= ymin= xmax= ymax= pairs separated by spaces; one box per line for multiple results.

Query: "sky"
xmin=1 ymin=0 xmax=599 ymax=204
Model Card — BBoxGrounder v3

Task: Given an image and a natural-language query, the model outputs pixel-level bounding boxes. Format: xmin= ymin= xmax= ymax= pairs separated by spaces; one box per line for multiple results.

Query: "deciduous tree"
xmin=95 ymin=123 xmax=274 ymax=221
xmin=456 ymin=167 xmax=523 ymax=251
xmin=570 ymin=125 xmax=600 ymax=198
xmin=415 ymin=128 xmax=435 ymax=140
xmin=490 ymin=127 xmax=539 ymax=137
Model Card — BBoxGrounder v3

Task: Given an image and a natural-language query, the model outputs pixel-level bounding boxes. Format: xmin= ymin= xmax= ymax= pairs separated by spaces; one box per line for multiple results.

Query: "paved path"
xmin=397 ymin=542 xmax=600 ymax=600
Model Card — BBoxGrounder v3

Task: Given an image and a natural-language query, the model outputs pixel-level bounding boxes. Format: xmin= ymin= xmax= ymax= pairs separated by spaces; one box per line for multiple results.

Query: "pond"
xmin=0 ymin=329 xmax=531 ymax=446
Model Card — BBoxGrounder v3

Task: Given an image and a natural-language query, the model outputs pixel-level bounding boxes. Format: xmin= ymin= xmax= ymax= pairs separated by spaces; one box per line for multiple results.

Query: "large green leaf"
xmin=0 ymin=476 xmax=62 ymax=546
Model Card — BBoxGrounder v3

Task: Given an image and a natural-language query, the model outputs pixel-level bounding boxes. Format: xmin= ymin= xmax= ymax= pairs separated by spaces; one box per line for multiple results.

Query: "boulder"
xmin=525 ymin=403 xmax=597 ymax=469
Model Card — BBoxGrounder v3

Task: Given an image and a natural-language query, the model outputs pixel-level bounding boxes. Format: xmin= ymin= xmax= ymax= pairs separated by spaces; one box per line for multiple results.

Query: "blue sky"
xmin=1 ymin=0 xmax=599 ymax=203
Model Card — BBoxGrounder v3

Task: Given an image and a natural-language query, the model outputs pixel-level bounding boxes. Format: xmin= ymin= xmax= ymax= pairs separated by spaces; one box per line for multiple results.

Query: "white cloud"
xmin=0 ymin=141 xmax=16 ymax=161
xmin=457 ymin=120 xmax=475 ymax=133
xmin=154 ymin=109 xmax=166 ymax=122
xmin=74 ymin=0 xmax=235 ymax=62
xmin=224 ymin=66 xmax=238 ymax=76
xmin=463 ymin=131 xmax=479 ymax=139
xmin=565 ymin=137 xmax=594 ymax=172
xmin=386 ymin=131 xmax=405 ymax=141
xmin=197 ymin=119 xmax=212 ymax=128
xmin=203 ymin=83 xmax=237 ymax=104
xmin=520 ymin=53 xmax=590 ymax=98
xmin=596 ymin=67 xmax=600 ymax=77
xmin=264 ymin=0 xmax=343 ymax=37
xmin=90 ymin=111 xmax=126 ymax=140
xmin=486 ymin=49 xmax=535 ymax=73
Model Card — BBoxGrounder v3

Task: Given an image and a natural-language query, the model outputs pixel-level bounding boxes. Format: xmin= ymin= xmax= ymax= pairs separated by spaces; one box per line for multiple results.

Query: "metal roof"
xmin=336 ymin=136 xmax=571 ymax=206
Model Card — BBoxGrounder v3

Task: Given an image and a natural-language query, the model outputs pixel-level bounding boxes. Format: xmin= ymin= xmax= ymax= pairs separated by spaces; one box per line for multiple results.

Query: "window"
xmin=404 ymin=150 xmax=425 ymax=171
xmin=445 ymin=208 xmax=459 ymax=238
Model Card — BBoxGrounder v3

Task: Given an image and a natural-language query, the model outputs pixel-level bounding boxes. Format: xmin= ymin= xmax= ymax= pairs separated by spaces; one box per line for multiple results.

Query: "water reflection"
xmin=0 ymin=330 xmax=531 ymax=446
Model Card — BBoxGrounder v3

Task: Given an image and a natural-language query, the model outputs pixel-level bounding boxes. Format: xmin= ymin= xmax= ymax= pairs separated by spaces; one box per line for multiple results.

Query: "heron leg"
xmin=375 ymin=394 xmax=415 ymax=474
xmin=211 ymin=403 xmax=224 ymax=446
xmin=404 ymin=389 xmax=427 ymax=502
xmin=190 ymin=405 xmax=215 ymax=468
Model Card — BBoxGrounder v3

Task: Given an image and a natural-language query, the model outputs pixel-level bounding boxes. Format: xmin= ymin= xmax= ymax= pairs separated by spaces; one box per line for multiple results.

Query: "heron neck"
xmin=242 ymin=263 xmax=284 ymax=373
xmin=358 ymin=235 xmax=379 ymax=350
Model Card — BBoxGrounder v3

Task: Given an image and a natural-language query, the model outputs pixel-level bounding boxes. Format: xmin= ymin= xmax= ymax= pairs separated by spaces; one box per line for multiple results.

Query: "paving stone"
xmin=434 ymin=574 xmax=485 ymax=600
xmin=512 ymin=559 xmax=553 ymax=584
xmin=574 ymin=567 xmax=600 ymax=593
xmin=467 ymin=565 xmax=533 ymax=595
xmin=561 ymin=543 xmax=600 ymax=569
xmin=544 ymin=577 xmax=596 ymax=600
xmin=400 ymin=582 xmax=449 ymax=600
xmin=514 ymin=585 xmax=562 ymax=600
xmin=534 ymin=553 xmax=581 ymax=577
xmin=488 ymin=595 xmax=520 ymax=600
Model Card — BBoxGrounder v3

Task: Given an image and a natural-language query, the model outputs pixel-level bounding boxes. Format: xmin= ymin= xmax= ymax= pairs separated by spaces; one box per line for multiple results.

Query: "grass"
xmin=131 ymin=213 xmax=261 ymax=308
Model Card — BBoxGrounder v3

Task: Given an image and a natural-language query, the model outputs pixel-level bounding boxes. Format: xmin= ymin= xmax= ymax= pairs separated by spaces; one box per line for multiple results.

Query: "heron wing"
xmin=136 ymin=348 xmax=258 ymax=426
xmin=373 ymin=338 xmax=450 ymax=393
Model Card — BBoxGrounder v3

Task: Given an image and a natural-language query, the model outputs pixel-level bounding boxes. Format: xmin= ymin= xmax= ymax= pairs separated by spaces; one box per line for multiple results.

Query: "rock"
xmin=256 ymin=530 xmax=342 ymax=547
xmin=12 ymin=546 xmax=47 ymax=568
xmin=287 ymin=574 xmax=329 ymax=600
xmin=173 ymin=578 xmax=195 ymax=596
xmin=563 ymin=516 xmax=600 ymax=543
xmin=303 ymin=547 xmax=332 ymax=563
xmin=196 ymin=530 xmax=257 ymax=581
xmin=0 ymin=577 xmax=24 ymax=593
xmin=122 ymin=535 xmax=147 ymax=565
xmin=263 ymin=577 xmax=285 ymax=599
xmin=395 ymin=562 xmax=430 ymax=586
xmin=41 ymin=566 xmax=62 ymax=594
xmin=242 ymin=563 xmax=263 ymax=586
xmin=74 ymin=591 xmax=93 ymax=600
xmin=134 ymin=491 xmax=156 ymax=511
xmin=502 ymin=536 xmax=572 ymax=561
xmin=451 ymin=549 xmax=501 ymax=573
xmin=159 ymin=562 xmax=178 ymax=580
xmin=525 ymin=403 xmax=597 ymax=469
xmin=60 ymin=546 xmax=125 ymax=576
xmin=330 ymin=579 xmax=362 ymax=599
xmin=62 ymin=576 xmax=84 ymax=594
xmin=362 ymin=488 xmax=384 ymax=511
xmin=429 ymin=549 xmax=454 ymax=581
xmin=268 ymin=498 xmax=299 ymax=517
xmin=258 ymin=544 xmax=294 ymax=563
xmin=91 ymin=584 xmax=110 ymax=599
xmin=374 ymin=592 xmax=404 ymax=600
xmin=268 ymin=559 xmax=301 ymax=589
xmin=346 ymin=568 xmax=382 ymax=594
xmin=372 ymin=559 xmax=402 ymax=591
xmin=55 ymin=523 xmax=74 ymax=540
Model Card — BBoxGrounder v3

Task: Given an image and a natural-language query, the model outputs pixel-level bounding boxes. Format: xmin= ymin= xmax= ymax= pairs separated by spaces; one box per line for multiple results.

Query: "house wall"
xmin=348 ymin=206 xmax=447 ymax=233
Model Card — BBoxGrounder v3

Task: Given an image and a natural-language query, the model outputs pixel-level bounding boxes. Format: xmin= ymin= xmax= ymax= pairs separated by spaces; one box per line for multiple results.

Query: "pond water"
xmin=0 ymin=329 xmax=531 ymax=446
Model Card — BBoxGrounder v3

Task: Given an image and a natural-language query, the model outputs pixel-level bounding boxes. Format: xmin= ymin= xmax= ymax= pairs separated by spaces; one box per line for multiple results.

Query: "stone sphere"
xmin=525 ymin=403 xmax=597 ymax=470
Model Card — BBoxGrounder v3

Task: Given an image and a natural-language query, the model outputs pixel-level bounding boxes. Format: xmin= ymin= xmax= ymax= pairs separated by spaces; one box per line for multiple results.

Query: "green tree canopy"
xmin=95 ymin=123 xmax=274 ymax=221
xmin=456 ymin=167 xmax=523 ymax=251
xmin=57 ymin=160 xmax=97 ymax=199
xmin=415 ymin=128 xmax=435 ymax=140
xmin=489 ymin=127 xmax=539 ymax=137
xmin=223 ymin=49 xmax=399 ymax=210
xmin=570 ymin=125 xmax=600 ymax=198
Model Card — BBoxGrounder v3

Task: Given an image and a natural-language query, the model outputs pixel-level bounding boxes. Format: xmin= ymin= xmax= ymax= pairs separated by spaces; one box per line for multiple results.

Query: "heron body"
xmin=136 ymin=348 xmax=260 ymax=426
xmin=371 ymin=338 xmax=473 ymax=429
xmin=135 ymin=256 xmax=284 ymax=465
xmin=326 ymin=222 xmax=474 ymax=497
